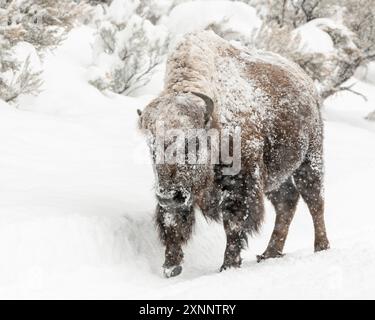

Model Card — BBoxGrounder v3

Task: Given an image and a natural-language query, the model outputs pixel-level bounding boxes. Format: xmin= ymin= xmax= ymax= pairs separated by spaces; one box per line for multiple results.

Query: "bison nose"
xmin=156 ymin=189 xmax=191 ymax=208
xmin=172 ymin=190 xmax=186 ymax=204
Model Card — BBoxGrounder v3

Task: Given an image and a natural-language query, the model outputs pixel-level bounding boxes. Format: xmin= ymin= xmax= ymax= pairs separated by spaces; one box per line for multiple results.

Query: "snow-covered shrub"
xmin=88 ymin=0 xmax=169 ymax=95
xmin=341 ymin=0 xmax=375 ymax=62
xmin=252 ymin=18 xmax=359 ymax=99
xmin=136 ymin=0 xmax=176 ymax=24
xmin=338 ymin=0 xmax=375 ymax=119
xmin=88 ymin=0 xmax=175 ymax=23
xmin=1 ymin=0 xmax=88 ymax=49
xmin=0 ymin=36 xmax=42 ymax=102
xmin=252 ymin=0 xmax=339 ymax=28
xmin=251 ymin=0 xmax=374 ymax=101
xmin=88 ymin=0 xmax=113 ymax=5
xmin=295 ymin=19 xmax=362 ymax=99
xmin=0 ymin=0 xmax=89 ymax=103
xmin=251 ymin=21 xmax=302 ymax=60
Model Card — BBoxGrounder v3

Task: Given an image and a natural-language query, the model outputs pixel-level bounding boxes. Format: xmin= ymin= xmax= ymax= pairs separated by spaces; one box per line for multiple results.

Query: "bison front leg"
xmin=155 ymin=204 xmax=195 ymax=278
xmin=219 ymin=170 xmax=265 ymax=271
xmin=220 ymin=215 xmax=248 ymax=271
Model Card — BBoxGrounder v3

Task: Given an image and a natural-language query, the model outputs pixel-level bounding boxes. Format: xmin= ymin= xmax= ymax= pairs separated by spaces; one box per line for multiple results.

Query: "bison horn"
xmin=191 ymin=92 xmax=214 ymax=124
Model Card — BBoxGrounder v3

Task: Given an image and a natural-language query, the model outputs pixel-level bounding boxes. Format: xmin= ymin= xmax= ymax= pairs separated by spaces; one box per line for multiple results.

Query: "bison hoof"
xmin=163 ymin=265 xmax=182 ymax=278
xmin=219 ymin=262 xmax=241 ymax=272
xmin=314 ymin=241 xmax=330 ymax=253
xmin=256 ymin=251 xmax=285 ymax=263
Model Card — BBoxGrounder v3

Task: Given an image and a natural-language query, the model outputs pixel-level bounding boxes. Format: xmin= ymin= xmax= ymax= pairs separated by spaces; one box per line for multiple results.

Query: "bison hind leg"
xmin=258 ymin=178 xmax=299 ymax=262
xmin=293 ymin=159 xmax=330 ymax=253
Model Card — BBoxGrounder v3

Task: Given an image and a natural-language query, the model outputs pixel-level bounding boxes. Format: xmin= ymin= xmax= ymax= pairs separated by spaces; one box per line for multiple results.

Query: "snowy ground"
xmin=1 ymin=26 xmax=375 ymax=299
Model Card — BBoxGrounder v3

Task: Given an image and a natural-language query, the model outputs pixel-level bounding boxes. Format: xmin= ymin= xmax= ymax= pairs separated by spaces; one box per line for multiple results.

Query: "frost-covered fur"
xmin=140 ymin=31 xmax=330 ymax=277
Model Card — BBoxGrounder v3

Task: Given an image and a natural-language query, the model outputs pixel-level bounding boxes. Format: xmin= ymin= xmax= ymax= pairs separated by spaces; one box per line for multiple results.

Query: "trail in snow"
xmin=0 ymin=27 xmax=375 ymax=299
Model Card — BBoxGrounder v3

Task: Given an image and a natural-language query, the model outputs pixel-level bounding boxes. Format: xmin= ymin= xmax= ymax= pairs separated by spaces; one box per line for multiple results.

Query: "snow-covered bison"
xmin=139 ymin=31 xmax=330 ymax=278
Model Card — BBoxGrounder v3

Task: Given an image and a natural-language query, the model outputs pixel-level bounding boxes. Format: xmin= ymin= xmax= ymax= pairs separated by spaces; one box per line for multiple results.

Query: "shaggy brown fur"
xmin=139 ymin=31 xmax=330 ymax=277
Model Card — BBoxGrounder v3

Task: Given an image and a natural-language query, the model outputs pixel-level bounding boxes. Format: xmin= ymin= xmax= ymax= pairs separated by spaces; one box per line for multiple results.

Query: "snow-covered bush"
xmin=88 ymin=0 xmax=113 ymax=5
xmin=252 ymin=18 xmax=360 ymax=98
xmin=88 ymin=0 xmax=169 ymax=95
xmin=0 ymin=0 xmax=89 ymax=103
xmin=136 ymin=0 xmax=176 ymax=24
xmin=339 ymin=0 xmax=375 ymax=119
xmin=0 ymin=36 xmax=42 ymax=102
xmin=1 ymin=0 xmax=88 ymax=49
xmin=341 ymin=0 xmax=375 ymax=62
xmin=295 ymin=19 xmax=362 ymax=99
xmin=251 ymin=0 xmax=374 ymax=101
xmin=251 ymin=21 xmax=302 ymax=60
xmin=264 ymin=0 xmax=331 ymax=27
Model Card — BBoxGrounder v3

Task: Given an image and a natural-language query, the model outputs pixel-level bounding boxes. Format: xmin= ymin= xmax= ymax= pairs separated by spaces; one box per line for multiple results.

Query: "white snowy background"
xmin=1 ymin=0 xmax=375 ymax=299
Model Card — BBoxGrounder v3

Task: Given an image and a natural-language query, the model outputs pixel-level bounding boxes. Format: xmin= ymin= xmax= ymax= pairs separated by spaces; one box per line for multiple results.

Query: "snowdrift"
xmin=166 ymin=1 xmax=261 ymax=40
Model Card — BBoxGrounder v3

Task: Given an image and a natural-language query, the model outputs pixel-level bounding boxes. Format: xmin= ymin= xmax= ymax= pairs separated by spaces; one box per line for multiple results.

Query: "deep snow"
xmin=1 ymin=24 xmax=375 ymax=299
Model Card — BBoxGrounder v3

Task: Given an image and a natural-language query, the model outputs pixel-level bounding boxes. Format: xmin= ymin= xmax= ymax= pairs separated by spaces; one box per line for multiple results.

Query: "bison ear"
xmin=191 ymin=92 xmax=214 ymax=125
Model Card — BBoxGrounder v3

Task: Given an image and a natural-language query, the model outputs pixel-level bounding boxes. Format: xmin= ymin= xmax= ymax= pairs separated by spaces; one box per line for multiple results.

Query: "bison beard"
xmin=139 ymin=31 xmax=330 ymax=278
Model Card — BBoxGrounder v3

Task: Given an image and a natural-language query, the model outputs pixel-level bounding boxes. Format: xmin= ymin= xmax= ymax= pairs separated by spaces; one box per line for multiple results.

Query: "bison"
xmin=139 ymin=31 xmax=330 ymax=278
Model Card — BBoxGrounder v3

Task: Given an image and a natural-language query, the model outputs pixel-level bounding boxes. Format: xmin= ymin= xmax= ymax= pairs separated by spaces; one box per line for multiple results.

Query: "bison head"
xmin=139 ymin=92 xmax=215 ymax=211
